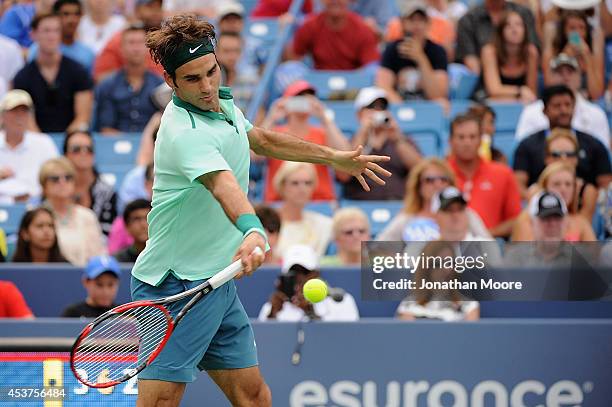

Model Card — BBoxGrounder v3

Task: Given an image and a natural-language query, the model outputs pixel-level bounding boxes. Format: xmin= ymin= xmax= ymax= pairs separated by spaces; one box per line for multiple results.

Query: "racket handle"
xmin=208 ymin=247 xmax=263 ymax=289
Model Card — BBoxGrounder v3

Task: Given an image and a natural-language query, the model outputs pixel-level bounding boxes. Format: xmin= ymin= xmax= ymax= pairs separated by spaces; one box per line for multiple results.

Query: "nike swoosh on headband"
xmin=189 ymin=44 xmax=203 ymax=53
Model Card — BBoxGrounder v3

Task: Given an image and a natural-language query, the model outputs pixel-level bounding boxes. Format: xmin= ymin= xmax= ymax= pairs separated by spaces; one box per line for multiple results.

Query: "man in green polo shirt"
xmin=132 ymin=15 xmax=391 ymax=407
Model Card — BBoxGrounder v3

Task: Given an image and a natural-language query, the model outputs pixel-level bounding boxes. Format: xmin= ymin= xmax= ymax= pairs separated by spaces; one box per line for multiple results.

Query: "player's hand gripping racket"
xmin=70 ymin=247 xmax=263 ymax=388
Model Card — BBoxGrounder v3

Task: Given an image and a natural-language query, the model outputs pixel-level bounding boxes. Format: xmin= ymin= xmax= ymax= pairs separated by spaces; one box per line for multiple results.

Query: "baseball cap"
xmin=397 ymin=0 xmax=428 ymax=17
xmin=217 ymin=1 xmax=245 ymax=19
xmin=529 ymin=191 xmax=568 ymax=219
xmin=282 ymin=245 xmax=319 ymax=274
xmin=354 ymin=86 xmax=388 ymax=111
xmin=431 ymin=186 xmax=467 ymax=213
xmin=283 ymin=80 xmax=316 ymax=97
xmin=550 ymin=53 xmax=579 ymax=71
xmin=551 ymin=0 xmax=600 ymax=10
xmin=0 ymin=89 xmax=33 ymax=112
xmin=84 ymin=255 xmax=122 ymax=280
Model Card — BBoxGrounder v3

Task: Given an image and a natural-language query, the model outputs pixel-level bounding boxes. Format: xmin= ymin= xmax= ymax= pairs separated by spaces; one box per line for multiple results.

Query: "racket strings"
xmin=72 ymin=305 xmax=171 ymax=386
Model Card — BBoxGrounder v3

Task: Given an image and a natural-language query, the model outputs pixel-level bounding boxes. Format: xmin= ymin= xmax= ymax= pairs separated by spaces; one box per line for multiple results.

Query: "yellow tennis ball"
xmin=303 ymin=278 xmax=328 ymax=303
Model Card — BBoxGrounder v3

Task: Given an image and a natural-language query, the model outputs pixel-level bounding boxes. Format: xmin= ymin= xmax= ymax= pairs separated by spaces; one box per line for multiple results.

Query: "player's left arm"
xmin=247 ymin=126 xmax=392 ymax=191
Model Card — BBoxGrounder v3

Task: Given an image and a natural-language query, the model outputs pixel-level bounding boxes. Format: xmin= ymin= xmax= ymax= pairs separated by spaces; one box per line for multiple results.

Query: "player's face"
xmin=167 ymin=53 xmax=222 ymax=112
xmin=450 ymin=121 xmax=481 ymax=162
xmin=85 ymin=273 xmax=119 ymax=307
xmin=23 ymin=211 xmax=56 ymax=251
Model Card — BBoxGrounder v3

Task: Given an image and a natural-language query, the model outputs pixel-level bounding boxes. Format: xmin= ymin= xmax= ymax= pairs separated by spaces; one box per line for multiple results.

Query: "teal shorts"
xmin=131 ymin=273 xmax=258 ymax=383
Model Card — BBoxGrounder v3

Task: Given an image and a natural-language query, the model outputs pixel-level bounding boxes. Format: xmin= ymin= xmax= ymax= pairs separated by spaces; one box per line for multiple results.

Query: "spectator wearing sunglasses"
xmin=339 ymin=87 xmax=421 ymax=201
xmin=513 ymin=85 xmax=611 ymax=197
xmin=63 ymin=130 xmax=117 ymax=235
xmin=39 ymin=157 xmax=106 ymax=266
xmin=321 ymin=207 xmax=371 ymax=266
xmin=12 ymin=13 xmax=93 ymax=133
xmin=377 ymin=158 xmax=490 ymax=242
xmin=0 ymin=90 xmax=58 ymax=204
xmin=515 ymin=54 xmax=610 ymax=149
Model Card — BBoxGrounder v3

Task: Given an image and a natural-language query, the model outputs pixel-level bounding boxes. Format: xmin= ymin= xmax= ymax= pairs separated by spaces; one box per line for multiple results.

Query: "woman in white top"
xmin=274 ymin=161 xmax=332 ymax=259
xmin=377 ymin=158 xmax=490 ymax=242
xmin=39 ymin=157 xmax=106 ymax=266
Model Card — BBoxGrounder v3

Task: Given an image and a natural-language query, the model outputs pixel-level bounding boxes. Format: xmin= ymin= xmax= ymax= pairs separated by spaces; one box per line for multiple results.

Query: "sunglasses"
xmin=47 ymin=174 xmax=74 ymax=183
xmin=422 ymin=176 xmax=450 ymax=184
xmin=68 ymin=145 xmax=93 ymax=154
xmin=341 ymin=228 xmax=368 ymax=237
xmin=288 ymin=180 xmax=314 ymax=187
xmin=549 ymin=150 xmax=577 ymax=159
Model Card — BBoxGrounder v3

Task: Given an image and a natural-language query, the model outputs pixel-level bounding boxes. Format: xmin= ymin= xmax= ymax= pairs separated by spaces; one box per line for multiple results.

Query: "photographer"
xmin=339 ymin=87 xmax=421 ymax=200
xmin=258 ymin=245 xmax=359 ymax=321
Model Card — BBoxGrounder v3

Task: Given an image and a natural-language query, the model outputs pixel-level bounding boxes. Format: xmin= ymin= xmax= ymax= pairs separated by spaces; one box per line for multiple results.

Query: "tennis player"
xmin=131 ymin=15 xmax=391 ymax=406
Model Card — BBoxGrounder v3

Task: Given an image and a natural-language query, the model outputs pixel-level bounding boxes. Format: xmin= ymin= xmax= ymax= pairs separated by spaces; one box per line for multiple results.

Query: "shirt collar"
xmin=172 ymin=87 xmax=239 ymax=133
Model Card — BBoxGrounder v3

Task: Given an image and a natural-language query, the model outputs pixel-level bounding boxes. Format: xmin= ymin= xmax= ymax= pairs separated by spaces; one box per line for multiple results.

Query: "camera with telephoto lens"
xmin=371 ymin=111 xmax=390 ymax=127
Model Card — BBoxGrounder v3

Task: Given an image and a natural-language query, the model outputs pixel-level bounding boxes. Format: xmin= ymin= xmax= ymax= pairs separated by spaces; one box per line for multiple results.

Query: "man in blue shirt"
xmin=94 ymin=25 xmax=163 ymax=133
xmin=28 ymin=0 xmax=95 ymax=71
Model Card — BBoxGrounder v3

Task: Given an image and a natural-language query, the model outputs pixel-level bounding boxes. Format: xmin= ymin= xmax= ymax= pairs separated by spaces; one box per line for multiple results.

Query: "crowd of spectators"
xmin=1 ymin=0 xmax=612 ymax=322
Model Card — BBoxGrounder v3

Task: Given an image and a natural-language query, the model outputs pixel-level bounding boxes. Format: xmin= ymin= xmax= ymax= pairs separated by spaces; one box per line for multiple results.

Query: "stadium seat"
xmin=0 ymin=203 xmax=27 ymax=235
xmin=488 ymin=102 xmax=523 ymax=135
xmin=303 ymin=69 xmax=374 ymax=100
xmin=48 ymin=132 xmax=64 ymax=152
xmin=448 ymin=100 xmax=474 ymax=120
xmin=241 ymin=0 xmax=259 ymax=15
xmin=325 ymin=101 xmax=357 ymax=134
xmin=92 ymin=133 xmax=140 ymax=167
xmin=97 ymin=164 xmax=133 ymax=189
xmin=244 ymin=18 xmax=279 ymax=47
xmin=390 ymin=102 xmax=445 ymax=154
xmin=339 ymin=200 xmax=403 ymax=236
xmin=492 ymin=133 xmax=517 ymax=166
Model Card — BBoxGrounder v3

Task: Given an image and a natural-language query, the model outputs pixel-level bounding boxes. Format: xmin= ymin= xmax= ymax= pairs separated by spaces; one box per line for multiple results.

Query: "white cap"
xmin=281 ymin=244 xmax=319 ymax=273
xmin=354 ymin=86 xmax=388 ymax=111
xmin=217 ymin=1 xmax=245 ymax=19
xmin=397 ymin=0 xmax=428 ymax=17
xmin=551 ymin=0 xmax=600 ymax=10
xmin=0 ymin=89 xmax=33 ymax=112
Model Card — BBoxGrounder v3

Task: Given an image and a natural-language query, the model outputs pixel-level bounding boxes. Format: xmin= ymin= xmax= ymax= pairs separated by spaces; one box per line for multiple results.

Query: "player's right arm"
xmin=198 ymin=170 xmax=266 ymax=277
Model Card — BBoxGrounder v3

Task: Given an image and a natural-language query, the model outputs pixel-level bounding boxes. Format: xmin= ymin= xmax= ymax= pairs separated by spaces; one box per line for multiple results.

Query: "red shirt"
xmin=265 ymin=126 xmax=336 ymax=202
xmin=293 ymin=11 xmax=380 ymax=70
xmin=448 ymin=157 xmax=521 ymax=230
xmin=94 ymin=32 xmax=164 ymax=81
xmin=252 ymin=0 xmax=312 ymax=17
xmin=0 ymin=281 xmax=33 ymax=318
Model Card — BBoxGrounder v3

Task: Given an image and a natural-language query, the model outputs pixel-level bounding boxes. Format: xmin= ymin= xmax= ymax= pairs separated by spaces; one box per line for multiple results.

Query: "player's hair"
xmin=52 ymin=0 xmax=82 ymax=14
xmin=332 ymin=207 xmax=370 ymax=238
xmin=254 ymin=205 xmax=281 ymax=234
xmin=537 ymin=161 xmax=578 ymax=214
xmin=545 ymin=128 xmax=578 ymax=156
xmin=13 ymin=207 xmax=67 ymax=263
xmin=31 ymin=12 xmax=59 ymax=30
xmin=146 ymin=15 xmax=216 ymax=80
xmin=403 ymin=158 xmax=455 ymax=215
xmin=123 ymin=199 xmax=151 ymax=225
xmin=450 ymin=113 xmax=481 ymax=137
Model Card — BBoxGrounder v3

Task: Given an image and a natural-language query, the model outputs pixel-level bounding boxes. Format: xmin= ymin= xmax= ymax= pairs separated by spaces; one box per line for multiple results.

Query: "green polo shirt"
xmin=131 ymin=87 xmax=253 ymax=286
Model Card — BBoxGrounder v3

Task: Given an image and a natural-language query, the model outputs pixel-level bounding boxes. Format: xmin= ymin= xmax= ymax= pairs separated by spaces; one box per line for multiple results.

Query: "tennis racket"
xmin=70 ymin=247 xmax=262 ymax=388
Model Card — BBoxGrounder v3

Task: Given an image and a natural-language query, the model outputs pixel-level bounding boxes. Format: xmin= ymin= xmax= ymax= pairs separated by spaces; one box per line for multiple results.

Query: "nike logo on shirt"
xmin=189 ymin=44 xmax=203 ymax=53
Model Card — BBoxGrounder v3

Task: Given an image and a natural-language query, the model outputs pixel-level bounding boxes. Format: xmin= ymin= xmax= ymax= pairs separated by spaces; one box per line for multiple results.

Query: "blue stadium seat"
xmin=339 ymin=200 xmax=403 ymax=236
xmin=325 ymin=101 xmax=357 ymax=134
xmin=305 ymin=201 xmax=336 ymax=217
xmin=97 ymin=164 xmax=133 ymax=190
xmin=448 ymin=100 xmax=474 ymax=120
xmin=0 ymin=203 xmax=27 ymax=235
xmin=303 ymin=69 xmax=374 ymax=100
xmin=48 ymin=132 xmax=64 ymax=152
xmin=390 ymin=102 xmax=445 ymax=155
xmin=93 ymin=133 xmax=139 ymax=167
xmin=241 ymin=0 xmax=259 ymax=15
xmin=492 ymin=133 xmax=517 ymax=166
xmin=488 ymin=102 xmax=523 ymax=135
xmin=244 ymin=18 xmax=279 ymax=47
